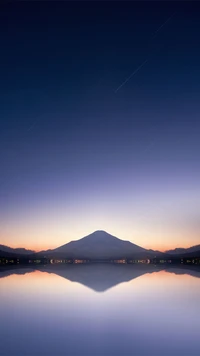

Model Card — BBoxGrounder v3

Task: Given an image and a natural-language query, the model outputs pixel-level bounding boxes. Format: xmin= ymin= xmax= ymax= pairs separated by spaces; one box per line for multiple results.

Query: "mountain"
xmin=2 ymin=231 xmax=199 ymax=260
xmin=179 ymin=249 xmax=200 ymax=258
xmin=41 ymin=230 xmax=162 ymax=259
xmin=166 ymin=245 xmax=200 ymax=255
xmin=0 ymin=245 xmax=35 ymax=255
xmin=0 ymin=249 xmax=29 ymax=259
xmin=0 ymin=250 xmax=17 ymax=258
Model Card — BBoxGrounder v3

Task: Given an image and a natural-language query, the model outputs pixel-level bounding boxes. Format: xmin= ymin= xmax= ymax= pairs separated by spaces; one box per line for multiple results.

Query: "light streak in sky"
xmin=115 ymin=59 xmax=148 ymax=92
xmin=151 ymin=12 xmax=176 ymax=38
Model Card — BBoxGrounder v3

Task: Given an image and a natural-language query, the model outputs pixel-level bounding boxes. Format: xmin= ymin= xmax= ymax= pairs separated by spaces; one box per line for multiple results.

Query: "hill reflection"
xmin=1 ymin=264 xmax=200 ymax=292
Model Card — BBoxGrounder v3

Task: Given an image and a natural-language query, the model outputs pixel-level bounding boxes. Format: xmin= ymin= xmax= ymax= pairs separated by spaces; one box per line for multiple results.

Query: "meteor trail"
xmin=115 ymin=59 xmax=148 ymax=93
xmin=152 ymin=12 xmax=176 ymax=38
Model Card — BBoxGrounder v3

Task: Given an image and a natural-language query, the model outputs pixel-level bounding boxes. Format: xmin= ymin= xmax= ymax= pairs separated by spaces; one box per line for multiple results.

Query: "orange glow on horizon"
xmin=4 ymin=239 xmax=196 ymax=253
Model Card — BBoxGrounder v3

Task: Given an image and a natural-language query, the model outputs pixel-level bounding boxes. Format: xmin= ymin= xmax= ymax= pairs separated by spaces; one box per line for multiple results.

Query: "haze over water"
xmin=0 ymin=265 xmax=200 ymax=356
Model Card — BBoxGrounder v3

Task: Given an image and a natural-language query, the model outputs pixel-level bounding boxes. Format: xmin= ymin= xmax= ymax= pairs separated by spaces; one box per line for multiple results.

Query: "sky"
xmin=0 ymin=1 xmax=200 ymax=252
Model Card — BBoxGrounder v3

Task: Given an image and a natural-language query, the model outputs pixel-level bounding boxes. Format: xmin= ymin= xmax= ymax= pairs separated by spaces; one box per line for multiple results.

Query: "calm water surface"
xmin=0 ymin=264 xmax=200 ymax=356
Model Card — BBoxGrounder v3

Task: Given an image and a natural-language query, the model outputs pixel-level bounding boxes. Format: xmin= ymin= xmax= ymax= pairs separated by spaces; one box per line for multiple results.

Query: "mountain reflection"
xmin=0 ymin=264 xmax=200 ymax=292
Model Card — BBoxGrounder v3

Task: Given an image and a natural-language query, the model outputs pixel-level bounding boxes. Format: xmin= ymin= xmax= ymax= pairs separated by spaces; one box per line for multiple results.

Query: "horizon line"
xmin=0 ymin=230 xmax=198 ymax=253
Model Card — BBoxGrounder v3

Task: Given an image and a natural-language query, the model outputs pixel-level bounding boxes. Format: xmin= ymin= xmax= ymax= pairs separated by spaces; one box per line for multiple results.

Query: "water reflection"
xmin=0 ymin=265 xmax=200 ymax=356
xmin=0 ymin=264 xmax=200 ymax=292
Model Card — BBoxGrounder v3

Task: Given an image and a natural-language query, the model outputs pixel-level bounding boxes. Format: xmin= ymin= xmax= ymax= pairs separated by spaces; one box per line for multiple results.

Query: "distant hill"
xmin=179 ymin=250 xmax=200 ymax=258
xmin=0 ymin=250 xmax=15 ymax=258
xmin=166 ymin=245 xmax=200 ymax=255
xmin=0 ymin=249 xmax=24 ymax=258
xmin=41 ymin=230 xmax=163 ymax=259
xmin=0 ymin=245 xmax=35 ymax=255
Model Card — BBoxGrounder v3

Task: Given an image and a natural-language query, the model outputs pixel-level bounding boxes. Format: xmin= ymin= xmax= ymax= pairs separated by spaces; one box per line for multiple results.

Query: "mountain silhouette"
xmin=0 ymin=245 xmax=35 ymax=255
xmin=0 ymin=249 xmax=26 ymax=258
xmin=166 ymin=245 xmax=200 ymax=255
xmin=42 ymin=230 xmax=161 ymax=259
xmin=1 ymin=230 xmax=199 ymax=260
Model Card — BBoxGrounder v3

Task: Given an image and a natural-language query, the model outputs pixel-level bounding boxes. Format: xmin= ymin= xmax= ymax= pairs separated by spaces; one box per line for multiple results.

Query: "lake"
xmin=0 ymin=264 xmax=200 ymax=356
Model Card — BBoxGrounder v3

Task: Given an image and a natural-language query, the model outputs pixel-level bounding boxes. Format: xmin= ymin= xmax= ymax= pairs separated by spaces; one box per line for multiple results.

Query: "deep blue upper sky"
xmin=0 ymin=1 xmax=200 ymax=250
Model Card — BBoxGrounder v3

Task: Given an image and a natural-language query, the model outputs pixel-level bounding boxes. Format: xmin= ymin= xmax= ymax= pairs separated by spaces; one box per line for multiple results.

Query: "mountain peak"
xmin=80 ymin=230 xmax=119 ymax=242
xmin=92 ymin=230 xmax=108 ymax=235
xmin=50 ymin=230 xmax=154 ymax=259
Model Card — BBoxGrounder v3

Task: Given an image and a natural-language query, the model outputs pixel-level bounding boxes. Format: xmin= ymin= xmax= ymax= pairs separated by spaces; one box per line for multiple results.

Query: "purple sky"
xmin=0 ymin=2 xmax=200 ymax=251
